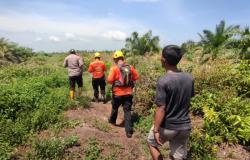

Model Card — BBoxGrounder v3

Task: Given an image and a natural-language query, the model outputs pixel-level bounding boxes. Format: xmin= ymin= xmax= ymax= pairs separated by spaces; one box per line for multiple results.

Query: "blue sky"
xmin=0 ymin=0 xmax=249 ymax=52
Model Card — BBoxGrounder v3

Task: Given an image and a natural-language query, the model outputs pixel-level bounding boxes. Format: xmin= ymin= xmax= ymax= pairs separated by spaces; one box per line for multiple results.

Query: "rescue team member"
xmin=88 ymin=52 xmax=107 ymax=103
xmin=147 ymin=45 xmax=194 ymax=160
xmin=64 ymin=49 xmax=84 ymax=100
xmin=107 ymin=51 xmax=139 ymax=138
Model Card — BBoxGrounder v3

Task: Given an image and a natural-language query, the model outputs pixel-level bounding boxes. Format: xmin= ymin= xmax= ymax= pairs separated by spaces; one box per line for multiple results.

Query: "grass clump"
xmin=91 ymin=118 xmax=111 ymax=132
xmin=84 ymin=138 xmax=102 ymax=160
xmin=29 ymin=135 xmax=79 ymax=160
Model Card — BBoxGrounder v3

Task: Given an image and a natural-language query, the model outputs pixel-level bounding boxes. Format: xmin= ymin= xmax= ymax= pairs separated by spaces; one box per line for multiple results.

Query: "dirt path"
xmin=61 ymin=102 xmax=148 ymax=159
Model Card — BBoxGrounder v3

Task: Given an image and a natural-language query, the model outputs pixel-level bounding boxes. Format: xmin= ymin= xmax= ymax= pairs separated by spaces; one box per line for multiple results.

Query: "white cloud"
xmin=65 ymin=33 xmax=76 ymax=40
xmin=0 ymin=10 xmax=147 ymax=51
xmin=103 ymin=30 xmax=127 ymax=41
xmin=35 ymin=37 xmax=42 ymax=41
xmin=122 ymin=0 xmax=160 ymax=2
xmin=0 ymin=12 xmax=145 ymax=38
xmin=79 ymin=37 xmax=90 ymax=42
xmin=49 ymin=35 xmax=61 ymax=42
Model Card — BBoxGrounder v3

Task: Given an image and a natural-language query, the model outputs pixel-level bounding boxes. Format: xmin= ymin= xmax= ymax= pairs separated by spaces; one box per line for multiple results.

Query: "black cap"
xmin=162 ymin=45 xmax=182 ymax=66
xmin=69 ymin=49 xmax=76 ymax=54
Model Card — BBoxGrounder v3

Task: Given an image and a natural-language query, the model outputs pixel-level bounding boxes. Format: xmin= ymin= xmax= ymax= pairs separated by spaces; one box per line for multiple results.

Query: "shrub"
xmin=188 ymin=128 xmax=218 ymax=160
xmin=0 ymin=137 xmax=12 ymax=160
xmin=84 ymin=138 xmax=102 ymax=160
xmin=0 ymin=64 xmax=75 ymax=156
xmin=31 ymin=136 xmax=79 ymax=160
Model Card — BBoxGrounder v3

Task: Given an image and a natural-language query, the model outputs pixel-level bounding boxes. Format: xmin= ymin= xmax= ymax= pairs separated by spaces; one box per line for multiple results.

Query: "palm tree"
xmin=0 ymin=38 xmax=33 ymax=63
xmin=239 ymin=27 xmax=250 ymax=59
xmin=198 ymin=20 xmax=239 ymax=60
xmin=226 ymin=26 xmax=250 ymax=59
xmin=0 ymin=38 xmax=9 ymax=58
xmin=125 ymin=30 xmax=160 ymax=56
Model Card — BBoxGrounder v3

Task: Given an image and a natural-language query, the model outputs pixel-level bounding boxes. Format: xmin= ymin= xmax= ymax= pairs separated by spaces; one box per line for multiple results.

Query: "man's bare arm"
xmin=153 ymin=105 xmax=165 ymax=145
xmin=153 ymin=106 xmax=165 ymax=132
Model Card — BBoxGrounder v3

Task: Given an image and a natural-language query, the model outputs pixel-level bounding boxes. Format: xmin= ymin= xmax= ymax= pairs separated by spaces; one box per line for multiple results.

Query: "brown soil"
xmin=216 ymin=143 xmax=250 ymax=160
xmin=58 ymin=102 xmax=147 ymax=159
xmin=12 ymin=102 xmax=249 ymax=160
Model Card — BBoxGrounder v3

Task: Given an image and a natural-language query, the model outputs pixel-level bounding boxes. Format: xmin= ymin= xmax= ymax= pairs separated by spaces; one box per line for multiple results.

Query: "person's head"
xmin=94 ymin=52 xmax=101 ymax=60
xmin=69 ymin=49 xmax=76 ymax=54
xmin=113 ymin=50 xmax=124 ymax=63
xmin=161 ymin=45 xmax=182 ymax=68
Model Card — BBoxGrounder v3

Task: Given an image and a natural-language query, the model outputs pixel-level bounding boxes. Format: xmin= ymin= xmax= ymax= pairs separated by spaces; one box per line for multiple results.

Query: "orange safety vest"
xmin=88 ymin=60 xmax=106 ymax=79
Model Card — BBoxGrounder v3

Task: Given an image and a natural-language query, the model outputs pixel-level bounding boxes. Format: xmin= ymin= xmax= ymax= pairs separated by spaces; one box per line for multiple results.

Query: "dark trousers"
xmin=69 ymin=74 xmax=83 ymax=90
xmin=92 ymin=77 xmax=106 ymax=98
xmin=109 ymin=95 xmax=133 ymax=134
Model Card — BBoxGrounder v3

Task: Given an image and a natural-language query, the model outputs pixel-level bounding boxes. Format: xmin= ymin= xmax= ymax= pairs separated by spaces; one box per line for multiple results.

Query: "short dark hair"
xmin=114 ymin=57 xmax=124 ymax=61
xmin=162 ymin=45 xmax=182 ymax=66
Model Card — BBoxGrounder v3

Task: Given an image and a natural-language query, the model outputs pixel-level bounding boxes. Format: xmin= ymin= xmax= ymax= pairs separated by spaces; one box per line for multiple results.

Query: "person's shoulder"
xmin=65 ymin=55 xmax=70 ymax=59
xmin=182 ymin=72 xmax=194 ymax=81
xmin=126 ymin=63 xmax=136 ymax=70
xmin=100 ymin=61 xmax=106 ymax=65
xmin=76 ymin=54 xmax=82 ymax=59
xmin=110 ymin=65 xmax=118 ymax=70
xmin=157 ymin=75 xmax=169 ymax=86
xmin=90 ymin=61 xmax=95 ymax=65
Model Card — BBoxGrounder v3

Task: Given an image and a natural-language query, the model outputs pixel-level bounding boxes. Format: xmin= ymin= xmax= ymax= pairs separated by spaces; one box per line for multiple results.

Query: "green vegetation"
xmin=133 ymin=22 xmax=250 ymax=159
xmin=91 ymin=118 xmax=111 ymax=132
xmin=83 ymin=138 xmax=126 ymax=160
xmin=0 ymin=65 xmax=69 ymax=159
xmin=198 ymin=20 xmax=239 ymax=60
xmin=84 ymin=138 xmax=102 ymax=160
xmin=0 ymin=38 xmax=33 ymax=66
xmin=123 ymin=30 xmax=160 ymax=56
xmin=0 ymin=20 xmax=249 ymax=159
xmin=0 ymin=49 xmax=90 ymax=159
xmin=27 ymin=135 xmax=79 ymax=160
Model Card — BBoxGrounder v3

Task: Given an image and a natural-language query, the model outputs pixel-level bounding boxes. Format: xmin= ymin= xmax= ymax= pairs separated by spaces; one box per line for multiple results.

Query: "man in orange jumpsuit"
xmin=107 ymin=51 xmax=139 ymax=138
xmin=88 ymin=52 xmax=107 ymax=103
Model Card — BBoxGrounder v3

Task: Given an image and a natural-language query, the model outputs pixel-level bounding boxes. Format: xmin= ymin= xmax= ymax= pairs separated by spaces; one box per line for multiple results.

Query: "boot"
xmin=78 ymin=87 xmax=83 ymax=96
xmin=69 ymin=90 xmax=75 ymax=100
xmin=94 ymin=91 xmax=99 ymax=102
xmin=101 ymin=90 xmax=106 ymax=104
xmin=92 ymin=92 xmax=99 ymax=102
xmin=92 ymin=96 xmax=98 ymax=102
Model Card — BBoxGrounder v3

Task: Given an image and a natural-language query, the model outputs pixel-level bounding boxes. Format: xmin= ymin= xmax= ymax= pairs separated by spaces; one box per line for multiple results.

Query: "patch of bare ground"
xmin=216 ymin=144 xmax=249 ymax=160
xmin=61 ymin=102 xmax=147 ymax=159
xmin=13 ymin=102 xmax=249 ymax=160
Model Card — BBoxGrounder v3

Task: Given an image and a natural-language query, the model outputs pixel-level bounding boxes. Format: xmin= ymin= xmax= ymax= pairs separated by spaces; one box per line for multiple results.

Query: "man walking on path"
xmin=88 ymin=52 xmax=107 ymax=103
xmin=64 ymin=49 xmax=84 ymax=100
xmin=147 ymin=45 xmax=194 ymax=160
xmin=107 ymin=51 xmax=139 ymax=138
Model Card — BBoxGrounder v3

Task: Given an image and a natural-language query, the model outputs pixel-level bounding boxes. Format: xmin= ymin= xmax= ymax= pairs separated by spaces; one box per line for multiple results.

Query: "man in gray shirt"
xmin=147 ymin=45 xmax=194 ymax=160
xmin=64 ymin=49 xmax=84 ymax=100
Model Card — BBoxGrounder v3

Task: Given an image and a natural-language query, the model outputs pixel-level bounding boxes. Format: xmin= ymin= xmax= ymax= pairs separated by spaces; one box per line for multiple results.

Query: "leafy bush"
xmin=0 ymin=137 xmax=12 ymax=160
xmin=134 ymin=108 xmax=154 ymax=134
xmin=84 ymin=138 xmax=102 ymax=160
xmin=191 ymin=60 xmax=250 ymax=144
xmin=0 ymin=63 xmax=90 ymax=157
xmin=188 ymin=128 xmax=218 ymax=160
xmin=130 ymin=53 xmax=249 ymax=159
xmin=31 ymin=136 xmax=79 ymax=160
xmin=132 ymin=55 xmax=164 ymax=115
xmin=0 ymin=38 xmax=34 ymax=66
